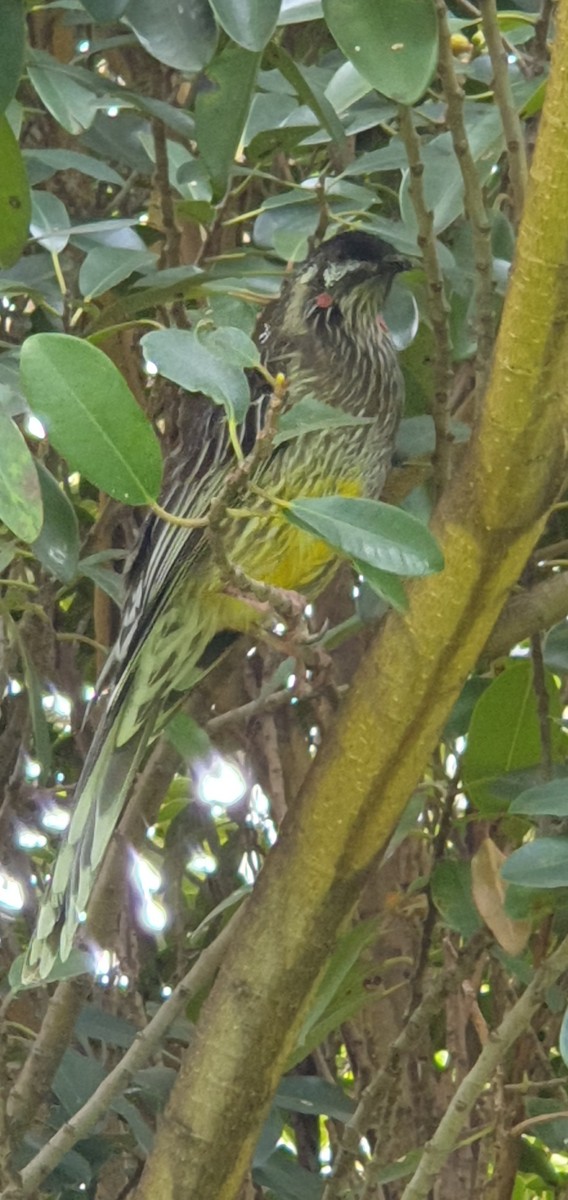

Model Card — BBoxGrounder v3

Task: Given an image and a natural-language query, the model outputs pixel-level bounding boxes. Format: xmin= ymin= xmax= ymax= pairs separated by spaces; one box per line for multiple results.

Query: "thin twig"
xmin=398 ymin=105 xmax=452 ymax=494
xmin=530 ymin=632 xmax=553 ymax=778
xmin=399 ymin=934 xmax=568 ymax=1200
xmin=207 ymin=682 xmax=349 ymax=734
xmin=151 ymin=119 xmax=180 ymax=271
xmin=13 ymin=909 xmax=246 ymax=1197
xmin=435 ymin=0 xmax=495 ymax=402
xmin=322 ymin=936 xmax=488 ymax=1200
xmin=510 ymin=1108 xmax=568 ymax=1136
xmin=480 ymin=0 xmax=528 ymax=222
xmin=533 ymin=0 xmax=554 ymax=68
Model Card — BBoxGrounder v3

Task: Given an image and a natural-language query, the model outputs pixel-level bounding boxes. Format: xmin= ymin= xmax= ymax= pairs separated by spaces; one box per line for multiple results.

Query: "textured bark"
xmin=134 ymin=11 xmax=568 ymax=1198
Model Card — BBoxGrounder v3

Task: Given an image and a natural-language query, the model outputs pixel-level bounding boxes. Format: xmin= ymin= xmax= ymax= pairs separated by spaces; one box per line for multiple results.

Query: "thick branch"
xmin=133 ymin=12 xmax=568 ymax=1195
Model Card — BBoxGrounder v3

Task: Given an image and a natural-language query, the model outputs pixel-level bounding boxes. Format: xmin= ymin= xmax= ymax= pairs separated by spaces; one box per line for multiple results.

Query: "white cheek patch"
xmin=299 ymin=261 xmax=319 ymax=284
xmin=323 ymin=258 xmax=362 ymax=287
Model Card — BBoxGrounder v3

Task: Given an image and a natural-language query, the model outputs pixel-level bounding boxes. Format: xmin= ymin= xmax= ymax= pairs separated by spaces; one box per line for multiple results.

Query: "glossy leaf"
xmin=501 ymin=838 xmax=568 ymax=889
xmin=323 ymin=0 xmax=438 ymax=105
xmin=20 ymin=334 xmax=163 ymax=505
xmin=123 ymin=0 xmax=218 ymax=71
xmin=30 ymin=190 xmax=70 ymax=254
xmin=462 ymin=662 xmax=565 ymax=815
xmin=195 ymin=44 xmax=260 ymax=197
xmin=28 ymin=51 xmax=101 ymax=135
xmin=32 ymin=463 xmax=80 ymax=583
xmin=209 ymin=0 xmax=281 ymax=50
xmin=285 ymin=496 xmax=444 ymax=577
xmin=0 ymin=115 xmax=31 ymax=268
xmin=510 ymin=777 xmax=568 ymax=818
xmin=0 ymin=0 xmax=25 ymax=116
xmin=200 ymin=326 xmax=260 ymax=370
xmin=79 ymin=552 xmax=125 ymax=606
xmin=430 ymin=860 xmax=483 ymax=938
xmin=141 ymin=328 xmax=251 ymax=422
xmin=266 ymin=43 xmax=346 ymax=149
xmin=353 ymin=559 xmax=408 ymax=613
xmin=80 ymin=0 xmax=130 ymax=18
xmin=274 ymin=395 xmax=372 ymax=446
xmin=24 ymin=148 xmax=123 ymax=186
xmin=278 ymin=0 xmax=322 ymax=21
xmin=0 ymin=413 xmax=42 ymax=542
xmin=79 ymin=246 xmax=156 ymax=300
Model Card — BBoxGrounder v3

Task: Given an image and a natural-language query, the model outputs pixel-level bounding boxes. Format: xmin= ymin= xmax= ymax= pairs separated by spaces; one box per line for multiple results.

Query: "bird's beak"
xmin=385 ymin=253 xmax=412 ymax=275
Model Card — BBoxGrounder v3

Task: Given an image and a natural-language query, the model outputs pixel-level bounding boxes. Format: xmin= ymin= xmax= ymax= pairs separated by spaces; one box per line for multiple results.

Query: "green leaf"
xmin=291 ymin=919 xmax=378 ymax=1065
xmin=141 ymin=328 xmax=250 ymax=422
xmin=124 ymin=0 xmax=218 ymax=71
xmin=0 ymin=413 xmax=42 ymax=541
xmin=462 ymin=662 xmax=566 ymax=815
xmin=273 ymin=395 xmax=373 ymax=446
xmin=266 ymin=43 xmax=347 ymax=149
xmin=285 ymin=496 xmax=444 ymax=577
xmin=24 ymin=148 xmax=123 ymax=186
xmin=165 ymin=711 xmax=211 ymax=760
xmin=9 ymin=948 xmax=92 ymax=992
xmin=430 ymin=860 xmax=483 ymax=937
xmin=28 ymin=51 xmax=101 ymax=135
xmin=0 ymin=0 xmax=25 ymax=116
xmin=0 ymin=115 xmax=31 ymax=268
xmin=323 ymin=0 xmax=438 ymax=105
xmin=195 ymin=44 xmax=260 ymax=197
xmin=279 ymin=0 xmax=322 ymax=22
xmin=209 ymin=0 xmax=281 ymax=50
xmin=79 ymin=246 xmax=157 ymax=300
xmin=20 ymin=334 xmax=163 ymax=505
xmin=32 ymin=463 xmax=80 ymax=583
xmin=200 ymin=326 xmax=260 ymax=369
xmin=501 ymin=838 xmax=568 ymax=889
xmin=510 ymin=778 xmax=568 ymax=818
xmin=544 ymin=620 xmax=568 ymax=673
xmin=79 ymin=552 xmax=125 ymax=605
xmin=30 ymin=190 xmax=70 ymax=254
xmin=353 ymin=559 xmax=408 ymax=613
xmin=274 ymin=1077 xmax=355 ymax=1122
xmin=80 ymin=0 xmax=130 ymax=18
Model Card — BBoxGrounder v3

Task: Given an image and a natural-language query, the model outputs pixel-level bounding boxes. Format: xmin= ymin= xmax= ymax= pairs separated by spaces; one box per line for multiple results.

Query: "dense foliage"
xmin=1 ymin=1 xmax=568 ymax=1198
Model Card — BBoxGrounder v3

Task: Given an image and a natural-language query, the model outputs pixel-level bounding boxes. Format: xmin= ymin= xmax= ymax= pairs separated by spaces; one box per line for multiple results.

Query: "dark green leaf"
xmin=265 ymin=43 xmax=346 ymax=148
xmin=79 ymin=246 xmax=156 ymax=300
xmin=80 ymin=0 xmax=130 ymax=18
xmin=273 ymin=395 xmax=372 ymax=447
xmin=200 ymin=326 xmax=260 ymax=369
xmin=20 ymin=334 xmax=163 ymax=505
xmin=75 ymin=1004 xmax=137 ymax=1049
xmin=28 ymin=52 xmax=101 ymax=135
xmin=32 ymin=463 xmax=79 ymax=583
xmin=510 ymin=778 xmax=568 ymax=818
xmin=462 ymin=662 xmax=565 ymax=815
xmin=501 ymin=838 xmax=568 ymax=889
xmin=141 ymin=328 xmax=250 ymax=421
xmin=323 ymin=0 xmax=438 ymax=105
xmin=123 ymin=0 xmax=218 ymax=71
xmin=30 ymin=190 xmax=70 ymax=254
xmin=0 ymin=0 xmax=25 ymax=116
xmin=0 ymin=115 xmax=31 ymax=268
xmin=353 ymin=559 xmax=408 ymax=613
xmin=430 ymin=860 xmax=483 ymax=937
xmin=24 ymin=148 xmax=122 ymax=186
xmin=165 ymin=712 xmax=211 ymax=760
xmin=79 ymin=554 xmax=125 ymax=606
xmin=274 ymin=1077 xmax=355 ymax=1122
xmin=195 ymin=44 xmax=260 ymax=197
xmin=209 ymin=0 xmax=281 ymax=50
xmin=285 ymin=496 xmax=444 ymax=577
xmin=0 ymin=414 xmax=42 ymax=542
xmin=254 ymin=1148 xmax=323 ymax=1200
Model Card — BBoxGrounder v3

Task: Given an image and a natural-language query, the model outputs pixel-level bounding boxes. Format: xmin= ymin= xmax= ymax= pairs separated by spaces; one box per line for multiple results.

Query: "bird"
xmin=24 ymin=229 xmax=407 ymax=980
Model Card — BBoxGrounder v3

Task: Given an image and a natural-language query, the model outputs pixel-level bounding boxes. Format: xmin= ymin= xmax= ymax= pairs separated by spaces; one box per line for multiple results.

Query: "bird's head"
xmin=282 ymin=231 xmax=410 ymax=335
